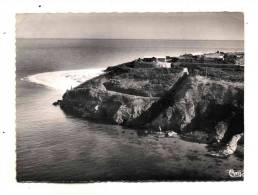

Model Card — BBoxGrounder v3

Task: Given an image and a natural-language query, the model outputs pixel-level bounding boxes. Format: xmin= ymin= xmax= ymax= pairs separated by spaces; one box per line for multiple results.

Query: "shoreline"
xmin=26 ymin=68 xmax=105 ymax=91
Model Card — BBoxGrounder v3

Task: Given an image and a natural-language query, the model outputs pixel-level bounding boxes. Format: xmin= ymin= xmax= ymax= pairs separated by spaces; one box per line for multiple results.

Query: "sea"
xmin=16 ymin=38 xmax=244 ymax=182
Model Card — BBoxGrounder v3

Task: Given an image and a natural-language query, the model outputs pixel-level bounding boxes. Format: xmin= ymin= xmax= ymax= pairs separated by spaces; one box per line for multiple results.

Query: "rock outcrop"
xmin=209 ymin=133 xmax=244 ymax=157
xmin=58 ymin=59 xmax=244 ymax=156
xmin=141 ymin=76 xmax=243 ymax=136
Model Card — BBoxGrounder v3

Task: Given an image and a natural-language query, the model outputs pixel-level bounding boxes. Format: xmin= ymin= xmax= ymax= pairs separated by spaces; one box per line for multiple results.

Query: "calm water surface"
xmin=16 ymin=39 xmax=243 ymax=181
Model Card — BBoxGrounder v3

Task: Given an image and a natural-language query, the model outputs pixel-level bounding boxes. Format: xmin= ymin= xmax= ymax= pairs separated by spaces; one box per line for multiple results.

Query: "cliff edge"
xmin=58 ymin=57 xmax=244 ymax=156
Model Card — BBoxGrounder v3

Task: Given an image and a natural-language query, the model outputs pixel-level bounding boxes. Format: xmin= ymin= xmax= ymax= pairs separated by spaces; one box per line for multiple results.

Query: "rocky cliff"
xmin=58 ymin=60 xmax=244 ymax=155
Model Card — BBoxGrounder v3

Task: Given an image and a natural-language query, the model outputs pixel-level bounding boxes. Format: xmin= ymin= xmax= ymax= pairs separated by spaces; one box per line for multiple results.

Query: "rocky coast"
xmin=57 ymin=52 xmax=244 ymax=157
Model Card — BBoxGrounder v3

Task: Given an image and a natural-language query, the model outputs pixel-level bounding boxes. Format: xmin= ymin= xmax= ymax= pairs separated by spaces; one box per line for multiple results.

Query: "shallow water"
xmin=16 ymin=39 xmax=243 ymax=182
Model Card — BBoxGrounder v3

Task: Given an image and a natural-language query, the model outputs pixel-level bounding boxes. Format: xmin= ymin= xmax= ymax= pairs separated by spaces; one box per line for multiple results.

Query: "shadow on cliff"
xmin=126 ymin=73 xmax=189 ymax=128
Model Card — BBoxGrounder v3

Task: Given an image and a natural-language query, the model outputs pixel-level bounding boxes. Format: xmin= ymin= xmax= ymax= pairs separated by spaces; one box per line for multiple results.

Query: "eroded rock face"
xmin=223 ymin=133 xmax=244 ymax=155
xmin=143 ymin=76 xmax=201 ymax=131
xmin=61 ymin=87 xmax=157 ymax=124
xmin=59 ymin=64 xmax=244 ymax=153
xmin=142 ymin=76 xmax=243 ymax=137
xmin=209 ymin=133 xmax=244 ymax=157
xmin=213 ymin=121 xmax=228 ymax=143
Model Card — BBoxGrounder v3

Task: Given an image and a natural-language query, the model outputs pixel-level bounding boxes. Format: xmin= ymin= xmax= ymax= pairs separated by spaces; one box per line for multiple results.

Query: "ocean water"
xmin=16 ymin=39 xmax=244 ymax=182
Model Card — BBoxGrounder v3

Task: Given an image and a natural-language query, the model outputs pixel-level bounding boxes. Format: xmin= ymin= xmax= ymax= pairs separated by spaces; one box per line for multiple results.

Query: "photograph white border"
xmin=1 ymin=0 xmax=258 ymax=194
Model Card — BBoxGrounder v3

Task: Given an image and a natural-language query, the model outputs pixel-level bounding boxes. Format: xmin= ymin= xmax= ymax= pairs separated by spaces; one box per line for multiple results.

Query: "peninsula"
xmin=55 ymin=51 xmax=244 ymax=157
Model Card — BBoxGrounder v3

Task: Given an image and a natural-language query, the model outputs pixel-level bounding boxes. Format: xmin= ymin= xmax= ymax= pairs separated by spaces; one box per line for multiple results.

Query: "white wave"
xmin=26 ymin=68 xmax=105 ymax=92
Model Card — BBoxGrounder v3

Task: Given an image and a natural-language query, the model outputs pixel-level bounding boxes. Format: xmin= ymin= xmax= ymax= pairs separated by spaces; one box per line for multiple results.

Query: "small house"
xmin=136 ymin=56 xmax=171 ymax=68
xmin=155 ymin=56 xmax=171 ymax=68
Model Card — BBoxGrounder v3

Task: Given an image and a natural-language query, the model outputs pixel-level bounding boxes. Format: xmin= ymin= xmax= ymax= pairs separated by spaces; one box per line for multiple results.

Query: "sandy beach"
xmin=26 ymin=68 xmax=105 ymax=91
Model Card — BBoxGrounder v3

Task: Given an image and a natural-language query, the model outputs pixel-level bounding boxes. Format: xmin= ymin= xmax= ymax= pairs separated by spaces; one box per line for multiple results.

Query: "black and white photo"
xmin=16 ymin=12 xmax=244 ymax=182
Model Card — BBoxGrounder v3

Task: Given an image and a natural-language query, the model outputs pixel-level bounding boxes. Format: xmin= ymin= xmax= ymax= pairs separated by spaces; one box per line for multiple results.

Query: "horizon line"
xmin=16 ymin=38 xmax=244 ymax=41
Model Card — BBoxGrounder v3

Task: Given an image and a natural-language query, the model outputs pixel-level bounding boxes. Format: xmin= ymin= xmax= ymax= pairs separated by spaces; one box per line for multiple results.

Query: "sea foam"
xmin=27 ymin=68 xmax=105 ymax=92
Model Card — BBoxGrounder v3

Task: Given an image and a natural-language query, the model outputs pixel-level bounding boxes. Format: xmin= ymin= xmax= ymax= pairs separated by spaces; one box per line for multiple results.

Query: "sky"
xmin=16 ymin=12 xmax=244 ymax=40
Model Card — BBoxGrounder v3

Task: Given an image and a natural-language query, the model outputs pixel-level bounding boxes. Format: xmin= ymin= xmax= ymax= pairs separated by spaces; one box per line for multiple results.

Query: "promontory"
xmin=56 ymin=51 xmax=244 ymax=156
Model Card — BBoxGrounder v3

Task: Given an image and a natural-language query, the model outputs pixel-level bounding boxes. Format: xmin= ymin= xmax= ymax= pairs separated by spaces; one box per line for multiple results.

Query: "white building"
xmin=139 ymin=56 xmax=171 ymax=68
xmin=156 ymin=57 xmax=171 ymax=68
